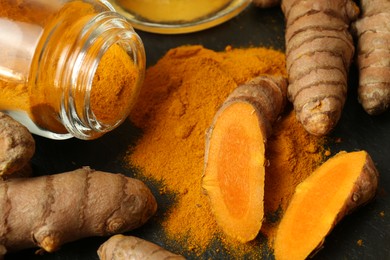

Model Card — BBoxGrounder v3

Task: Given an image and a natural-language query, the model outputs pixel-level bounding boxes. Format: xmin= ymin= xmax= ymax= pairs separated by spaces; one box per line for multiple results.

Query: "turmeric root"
xmin=0 ymin=112 xmax=35 ymax=177
xmin=202 ymin=75 xmax=287 ymax=243
xmin=282 ymin=0 xmax=359 ymax=136
xmin=252 ymin=0 xmax=280 ymax=8
xmin=353 ymin=0 xmax=390 ymax=115
xmin=2 ymin=163 xmax=33 ymax=180
xmin=274 ymin=151 xmax=379 ymax=260
xmin=0 ymin=167 xmax=157 ymax=255
xmin=97 ymin=234 xmax=185 ymax=260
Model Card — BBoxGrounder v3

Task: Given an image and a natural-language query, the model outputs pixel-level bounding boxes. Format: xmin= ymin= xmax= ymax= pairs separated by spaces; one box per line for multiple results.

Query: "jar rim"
xmin=65 ymin=12 xmax=146 ymax=139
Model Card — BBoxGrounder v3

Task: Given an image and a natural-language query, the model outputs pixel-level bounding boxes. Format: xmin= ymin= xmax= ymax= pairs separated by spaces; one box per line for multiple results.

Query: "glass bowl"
xmin=108 ymin=0 xmax=252 ymax=34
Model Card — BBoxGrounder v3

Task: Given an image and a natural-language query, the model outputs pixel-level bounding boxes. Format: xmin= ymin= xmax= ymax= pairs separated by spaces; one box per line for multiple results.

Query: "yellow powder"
xmin=262 ymin=110 xmax=327 ymax=243
xmin=90 ymin=44 xmax=139 ymax=125
xmin=125 ymin=45 xmax=326 ymax=256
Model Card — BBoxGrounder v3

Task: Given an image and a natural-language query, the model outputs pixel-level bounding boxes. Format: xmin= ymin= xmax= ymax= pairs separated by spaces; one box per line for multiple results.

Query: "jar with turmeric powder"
xmin=0 ymin=0 xmax=146 ymax=140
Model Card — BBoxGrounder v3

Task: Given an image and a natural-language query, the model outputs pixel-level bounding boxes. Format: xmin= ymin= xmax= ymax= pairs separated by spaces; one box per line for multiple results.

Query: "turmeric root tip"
xmin=0 ymin=112 xmax=35 ymax=177
xmin=97 ymin=234 xmax=185 ymax=260
xmin=202 ymin=75 xmax=287 ymax=243
xmin=274 ymin=151 xmax=379 ymax=260
xmin=282 ymin=0 xmax=359 ymax=136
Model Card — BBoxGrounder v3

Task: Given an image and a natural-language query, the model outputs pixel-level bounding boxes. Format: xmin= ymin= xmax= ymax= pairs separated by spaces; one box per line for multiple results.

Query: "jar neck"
xmin=32 ymin=11 xmax=145 ymax=140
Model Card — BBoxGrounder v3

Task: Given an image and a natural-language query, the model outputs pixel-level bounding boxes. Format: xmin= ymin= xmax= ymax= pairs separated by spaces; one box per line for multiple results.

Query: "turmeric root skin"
xmin=353 ymin=0 xmax=390 ymax=115
xmin=202 ymin=75 xmax=287 ymax=243
xmin=0 ymin=112 xmax=35 ymax=177
xmin=97 ymin=234 xmax=185 ymax=260
xmin=274 ymin=151 xmax=379 ymax=260
xmin=282 ymin=0 xmax=359 ymax=136
xmin=0 ymin=167 xmax=157 ymax=255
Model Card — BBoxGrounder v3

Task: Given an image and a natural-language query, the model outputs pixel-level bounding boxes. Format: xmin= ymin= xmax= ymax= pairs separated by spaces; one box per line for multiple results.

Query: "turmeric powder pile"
xmin=125 ymin=45 xmax=327 ymax=256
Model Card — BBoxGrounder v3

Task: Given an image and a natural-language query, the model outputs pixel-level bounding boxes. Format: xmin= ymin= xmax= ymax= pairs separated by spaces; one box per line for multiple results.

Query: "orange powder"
xmin=262 ymin=110 xmax=327 ymax=244
xmin=90 ymin=44 xmax=139 ymax=125
xmin=125 ymin=45 xmax=326 ymax=256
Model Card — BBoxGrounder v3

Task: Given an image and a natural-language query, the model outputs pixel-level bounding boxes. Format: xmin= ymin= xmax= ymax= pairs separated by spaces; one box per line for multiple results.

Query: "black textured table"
xmin=6 ymin=4 xmax=390 ymax=260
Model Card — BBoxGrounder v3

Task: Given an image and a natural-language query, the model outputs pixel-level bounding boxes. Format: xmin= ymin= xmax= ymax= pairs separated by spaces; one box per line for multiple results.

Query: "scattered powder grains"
xmin=125 ymin=45 xmax=327 ymax=256
xmin=262 ymin=110 xmax=327 ymax=243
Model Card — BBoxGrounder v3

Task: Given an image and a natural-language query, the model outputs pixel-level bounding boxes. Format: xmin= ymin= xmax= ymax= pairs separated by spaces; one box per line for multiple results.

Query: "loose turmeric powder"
xmin=262 ymin=110 xmax=327 ymax=242
xmin=126 ymin=45 xmax=327 ymax=256
xmin=90 ymin=44 xmax=140 ymax=125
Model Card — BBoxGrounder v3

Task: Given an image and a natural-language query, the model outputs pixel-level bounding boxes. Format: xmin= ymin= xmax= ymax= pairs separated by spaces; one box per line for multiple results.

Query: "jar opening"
xmin=65 ymin=12 xmax=145 ymax=139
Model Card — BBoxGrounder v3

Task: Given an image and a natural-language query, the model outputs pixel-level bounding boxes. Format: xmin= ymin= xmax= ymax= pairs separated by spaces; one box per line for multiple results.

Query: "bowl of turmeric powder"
xmin=107 ymin=0 xmax=251 ymax=34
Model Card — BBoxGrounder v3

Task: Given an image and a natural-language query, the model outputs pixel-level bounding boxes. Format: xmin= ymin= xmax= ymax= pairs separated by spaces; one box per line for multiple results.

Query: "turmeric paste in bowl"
xmin=108 ymin=0 xmax=252 ymax=34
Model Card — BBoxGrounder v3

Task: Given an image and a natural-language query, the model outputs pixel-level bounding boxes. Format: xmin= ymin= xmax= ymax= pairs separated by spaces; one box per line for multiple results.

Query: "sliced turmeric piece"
xmin=202 ymin=75 xmax=287 ymax=243
xmin=274 ymin=150 xmax=379 ymax=260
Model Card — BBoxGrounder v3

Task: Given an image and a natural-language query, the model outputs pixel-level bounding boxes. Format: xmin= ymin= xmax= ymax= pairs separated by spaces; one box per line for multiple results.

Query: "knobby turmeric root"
xmin=2 ymin=164 xmax=33 ymax=180
xmin=0 ymin=112 xmax=35 ymax=177
xmin=282 ymin=0 xmax=359 ymax=136
xmin=274 ymin=151 xmax=379 ymax=260
xmin=353 ymin=0 xmax=390 ymax=115
xmin=0 ymin=167 xmax=157 ymax=256
xmin=202 ymin=75 xmax=287 ymax=243
xmin=97 ymin=234 xmax=185 ymax=260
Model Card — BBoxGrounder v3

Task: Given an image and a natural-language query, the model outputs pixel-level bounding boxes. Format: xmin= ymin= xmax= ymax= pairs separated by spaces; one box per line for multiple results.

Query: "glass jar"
xmin=0 ymin=0 xmax=146 ymax=140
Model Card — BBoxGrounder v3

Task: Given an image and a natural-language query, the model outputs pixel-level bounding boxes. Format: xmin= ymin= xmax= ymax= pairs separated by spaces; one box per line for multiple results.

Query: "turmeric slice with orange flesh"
xmin=202 ymin=75 xmax=287 ymax=243
xmin=274 ymin=150 xmax=379 ymax=260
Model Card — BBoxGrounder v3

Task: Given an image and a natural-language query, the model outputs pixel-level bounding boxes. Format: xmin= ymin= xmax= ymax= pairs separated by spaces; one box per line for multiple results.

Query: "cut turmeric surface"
xmin=202 ymin=101 xmax=266 ymax=243
xmin=202 ymin=76 xmax=287 ymax=243
xmin=274 ymin=150 xmax=379 ymax=260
